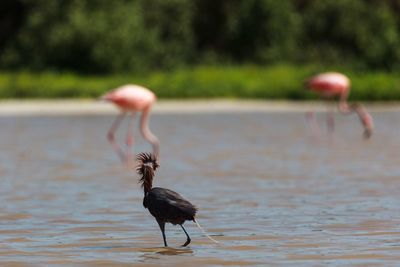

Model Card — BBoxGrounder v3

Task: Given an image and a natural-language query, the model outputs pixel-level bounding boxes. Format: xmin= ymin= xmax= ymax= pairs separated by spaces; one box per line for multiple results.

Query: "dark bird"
xmin=136 ymin=152 xmax=218 ymax=247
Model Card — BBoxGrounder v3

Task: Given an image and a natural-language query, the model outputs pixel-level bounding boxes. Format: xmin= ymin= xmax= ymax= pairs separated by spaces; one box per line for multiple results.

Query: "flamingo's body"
xmin=101 ymin=85 xmax=159 ymax=164
xmin=305 ymin=72 xmax=373 ymax=138
xmin=102 ymin=85 xmax=156 ymax=111
xmin=306 ymin=72 xmax=349 ymax=98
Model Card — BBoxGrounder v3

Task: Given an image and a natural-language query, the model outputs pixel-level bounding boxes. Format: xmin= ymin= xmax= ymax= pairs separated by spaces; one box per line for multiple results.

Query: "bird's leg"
xmin=180 ymin=224 xmax=191 ymax=247
xmin=306 ymin=111 xmax=320 ymax=138
xmin=326 ymin=103 xmax=335 ymax=135
xmin=157 ymin=220 xmax=167 ymax=247
xmin=125 ymin=112 xmax=136 ymax=165
xmin=107 ymin=113 xmax=127 ymax=163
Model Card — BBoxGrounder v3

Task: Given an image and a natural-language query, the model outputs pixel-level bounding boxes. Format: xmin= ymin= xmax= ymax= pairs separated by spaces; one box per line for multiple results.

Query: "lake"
xmin=0 ymin=110 xmax=399 ymax=266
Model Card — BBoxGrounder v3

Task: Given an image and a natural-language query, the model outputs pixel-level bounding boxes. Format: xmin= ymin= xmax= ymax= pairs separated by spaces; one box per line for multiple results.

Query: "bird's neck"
xmin=140 ymin=166 xmax=154 ymax=194
xmin=338 ymin=101 xmax=364 ymax=117
xmin=140 ymin=107 xmax=160 ymax=156
xmin=338 ymin=101 xmax=373 ymax=137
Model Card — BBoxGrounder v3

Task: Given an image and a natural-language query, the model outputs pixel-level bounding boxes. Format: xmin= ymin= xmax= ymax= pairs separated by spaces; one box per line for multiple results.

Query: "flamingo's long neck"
xmin=336 ymin=90 xmax=351 ymax=114
xmin=140 ymin=107 xmax=160 ymax=156
xmin=337 ymin=99 xmax=373 ymax=138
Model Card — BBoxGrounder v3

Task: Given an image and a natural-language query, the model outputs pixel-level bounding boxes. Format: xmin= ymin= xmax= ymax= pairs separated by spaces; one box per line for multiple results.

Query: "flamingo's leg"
xmin=306 ymin=111 xmax=320 ymax=138
xmin=107 ymin=112 xmax=127 ymax=163
xmin=125 ymin=112 xmax=136 ymax=165
xmin=326 ymin=106 xmax=335 ymax=135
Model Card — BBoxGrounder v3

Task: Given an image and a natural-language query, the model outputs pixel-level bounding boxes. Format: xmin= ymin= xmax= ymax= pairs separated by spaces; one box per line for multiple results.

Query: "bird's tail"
xmin=98 ymin=91 xmax=113 ymax=101
xmin=193 ymin=219 xmax=220 ymax=244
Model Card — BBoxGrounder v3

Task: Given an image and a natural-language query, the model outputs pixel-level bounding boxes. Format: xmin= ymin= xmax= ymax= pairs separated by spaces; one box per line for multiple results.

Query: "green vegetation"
xmin=1 ymin=65 xmax=399 ymax=100
xmin=2 ymin=0 xmax=400 ymax=74
xmin=1 ymin=1 xmax=400 ymax=100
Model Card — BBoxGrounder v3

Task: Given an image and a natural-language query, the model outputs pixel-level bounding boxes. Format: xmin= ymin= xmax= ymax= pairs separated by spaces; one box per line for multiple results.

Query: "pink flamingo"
xmin=305 ymin=72 xmax=373 ymax=138
xmin=101 ymin=84 xmax=160 ymax=164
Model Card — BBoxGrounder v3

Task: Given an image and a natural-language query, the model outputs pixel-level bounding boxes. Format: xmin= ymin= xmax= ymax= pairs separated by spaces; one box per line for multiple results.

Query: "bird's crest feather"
xmin=136 ymin=153 xmax=159 ymax=172
xmin=136 ymin=153 xmax=159 ymax=193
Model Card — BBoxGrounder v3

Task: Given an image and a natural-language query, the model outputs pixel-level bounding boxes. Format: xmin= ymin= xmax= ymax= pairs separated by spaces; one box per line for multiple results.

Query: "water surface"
xmin=0 ymin=112 xmax=399 ymax=266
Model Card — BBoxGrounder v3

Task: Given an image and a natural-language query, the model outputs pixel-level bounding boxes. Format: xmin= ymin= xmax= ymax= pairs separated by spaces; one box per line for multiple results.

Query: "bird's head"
xmin=136 ymin=152 xmax=159 ymax=174
xmin=136 ymin=153 xmax=159 ymax=193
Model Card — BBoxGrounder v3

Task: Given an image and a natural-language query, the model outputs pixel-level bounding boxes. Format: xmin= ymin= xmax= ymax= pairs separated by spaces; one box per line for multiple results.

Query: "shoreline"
xmin=0 ymin=99 xmax=399 ymax=116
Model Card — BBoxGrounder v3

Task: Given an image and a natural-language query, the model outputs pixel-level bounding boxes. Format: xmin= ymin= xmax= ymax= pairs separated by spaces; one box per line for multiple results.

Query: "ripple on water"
xmin=0 ymin=112 xmax=399 ymax=266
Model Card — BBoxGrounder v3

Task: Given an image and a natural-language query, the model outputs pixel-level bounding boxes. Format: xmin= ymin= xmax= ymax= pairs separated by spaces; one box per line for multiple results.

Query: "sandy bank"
xmin=0 ymin=100 xmax=399 ymax=116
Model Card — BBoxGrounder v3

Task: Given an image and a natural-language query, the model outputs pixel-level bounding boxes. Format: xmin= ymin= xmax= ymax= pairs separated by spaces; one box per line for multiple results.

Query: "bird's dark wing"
xmin=144 ymin=187 xmax=197 ymax=224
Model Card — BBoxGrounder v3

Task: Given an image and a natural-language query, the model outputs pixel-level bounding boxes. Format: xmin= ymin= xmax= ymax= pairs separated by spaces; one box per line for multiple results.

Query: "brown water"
xmin=0 ymin=112 xmax=399 ymax=266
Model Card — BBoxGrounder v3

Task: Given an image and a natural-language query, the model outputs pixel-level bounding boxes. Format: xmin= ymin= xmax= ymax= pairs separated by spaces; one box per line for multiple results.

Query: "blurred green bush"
xmin=1 ymin=0 xmax=400 ymax=73
xmin=1 ymin=1 xmax=400 ymax=100
xmin=1 ymin=65 xmax=399 ymax=100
